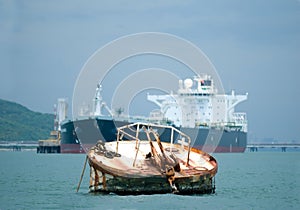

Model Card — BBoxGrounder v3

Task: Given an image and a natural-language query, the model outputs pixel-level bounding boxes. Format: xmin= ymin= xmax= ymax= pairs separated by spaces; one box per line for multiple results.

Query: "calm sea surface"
xmin=0 ymin=151 xmax=299 ymax=210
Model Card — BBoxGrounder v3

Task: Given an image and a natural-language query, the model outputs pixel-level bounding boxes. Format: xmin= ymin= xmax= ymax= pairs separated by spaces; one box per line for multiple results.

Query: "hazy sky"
xmin=0 ymin=0 xmax=299 ymax=142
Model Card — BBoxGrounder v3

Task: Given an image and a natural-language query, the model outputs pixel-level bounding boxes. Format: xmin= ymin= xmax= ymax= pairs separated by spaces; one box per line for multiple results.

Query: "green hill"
xmin=0 ymin=98 xmax=54 ymax=141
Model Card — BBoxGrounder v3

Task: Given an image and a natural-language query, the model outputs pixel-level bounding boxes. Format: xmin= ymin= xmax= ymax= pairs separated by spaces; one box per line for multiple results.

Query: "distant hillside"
xmin=0 ymin=99 xmax=54 ymax=141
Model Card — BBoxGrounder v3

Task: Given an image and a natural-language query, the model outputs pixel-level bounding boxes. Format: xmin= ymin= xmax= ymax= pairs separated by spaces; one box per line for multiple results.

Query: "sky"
xmin=0 ymin=0 xmax=299 ymax=142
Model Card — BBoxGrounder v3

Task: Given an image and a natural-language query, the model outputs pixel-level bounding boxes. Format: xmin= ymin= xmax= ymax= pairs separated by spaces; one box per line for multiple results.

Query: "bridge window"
xmin=201 ymin=80 xmax=212 ymax=86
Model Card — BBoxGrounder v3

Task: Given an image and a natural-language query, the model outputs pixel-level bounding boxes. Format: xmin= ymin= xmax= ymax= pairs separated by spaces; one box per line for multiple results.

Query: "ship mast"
xmin=93 ymin=84 xmax=103 ymax=116
xmin=93 ymin=84 xmax=113 ymax=117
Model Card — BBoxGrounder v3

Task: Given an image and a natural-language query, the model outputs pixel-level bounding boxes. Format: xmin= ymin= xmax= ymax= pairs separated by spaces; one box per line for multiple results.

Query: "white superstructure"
xmin=147 ymin=75 xmax=248 ymax=132
xmin=54 ymin=98 xmax=68 ymax=131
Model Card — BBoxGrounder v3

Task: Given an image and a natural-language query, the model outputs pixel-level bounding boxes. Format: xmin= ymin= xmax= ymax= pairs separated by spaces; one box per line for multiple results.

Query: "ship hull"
xmin=60 ymin=118 xmax=247 ymax=153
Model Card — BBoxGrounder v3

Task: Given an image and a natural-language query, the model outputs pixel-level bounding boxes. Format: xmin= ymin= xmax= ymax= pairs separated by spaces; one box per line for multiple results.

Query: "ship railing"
xmin=115 ymin=122 xmax=192 ymax=166
xmin=230 ymin=112 xmax=247 ymax=126
xmin=231 ymin=112 xmax=247 ymax=120
xmin=209 ymin=121 xmax=246 ymax=131
xmin=210 ymin=122 xmax=226 ymax=128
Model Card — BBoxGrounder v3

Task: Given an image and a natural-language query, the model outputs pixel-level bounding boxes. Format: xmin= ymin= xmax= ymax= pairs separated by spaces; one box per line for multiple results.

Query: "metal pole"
xmin=76 ymin=155 xmax=88 ymax=192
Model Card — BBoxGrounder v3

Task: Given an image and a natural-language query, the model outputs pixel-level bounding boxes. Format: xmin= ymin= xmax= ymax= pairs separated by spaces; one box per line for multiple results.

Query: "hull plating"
xmin=60 ymin=118 xmax=247 ymax=153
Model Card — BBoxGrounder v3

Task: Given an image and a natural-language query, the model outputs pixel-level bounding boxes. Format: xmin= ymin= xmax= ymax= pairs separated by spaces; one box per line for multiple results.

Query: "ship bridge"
xmin=147 ymin=75 xmax=248 ymax=131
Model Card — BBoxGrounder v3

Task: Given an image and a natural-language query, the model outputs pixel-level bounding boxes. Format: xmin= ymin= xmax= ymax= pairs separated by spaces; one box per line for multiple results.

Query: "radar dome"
xmin=184 ymin=78 xmax=193 ymax=88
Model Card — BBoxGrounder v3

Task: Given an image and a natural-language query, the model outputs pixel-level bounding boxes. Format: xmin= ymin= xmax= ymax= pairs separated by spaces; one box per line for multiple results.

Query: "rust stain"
xmin=87 ymin=123 xmax=218 ymax=195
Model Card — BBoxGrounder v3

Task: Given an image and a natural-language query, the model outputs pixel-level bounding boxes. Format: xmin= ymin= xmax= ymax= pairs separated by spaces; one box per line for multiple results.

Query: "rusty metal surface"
xmin=88 ymin=141 xmax=217 ymax=195
xmin=87 ymin=123 xmax=218 ymax=195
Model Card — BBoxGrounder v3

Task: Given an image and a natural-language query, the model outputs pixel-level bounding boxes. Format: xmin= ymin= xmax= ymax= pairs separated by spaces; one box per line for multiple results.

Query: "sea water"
xmin=0 ymin=151 xmax=299 ymax=210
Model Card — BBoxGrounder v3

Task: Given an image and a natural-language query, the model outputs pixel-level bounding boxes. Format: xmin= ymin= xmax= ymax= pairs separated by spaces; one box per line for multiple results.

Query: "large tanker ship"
xmin=59 ymin=74 xmax=248 ymax=153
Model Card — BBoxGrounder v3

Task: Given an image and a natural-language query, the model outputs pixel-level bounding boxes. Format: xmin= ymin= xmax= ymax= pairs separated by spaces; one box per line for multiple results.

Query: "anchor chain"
xmin=93 ymin=140 xmax=121 ymax=158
